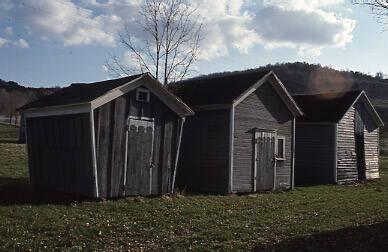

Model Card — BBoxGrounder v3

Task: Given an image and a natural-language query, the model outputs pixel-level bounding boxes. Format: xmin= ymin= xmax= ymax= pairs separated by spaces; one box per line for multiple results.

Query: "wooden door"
xmin=255 ymin=129 xmax=276 ymax=191
xmin=124 ymin=117 xmax=155 ymax=196
xmin=355 ymin=110 xmax=366 ymax=180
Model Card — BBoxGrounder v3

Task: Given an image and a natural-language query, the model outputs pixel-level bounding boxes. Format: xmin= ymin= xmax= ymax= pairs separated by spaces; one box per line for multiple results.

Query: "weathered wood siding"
xmin=233 ymin=81 xmax=293 ymax=192
xmin=176 ymin=109 xmax=230 ymax=193
xmin=93 ymin=86 xmax=180 ymax=198
xmin=337 ymin=101 xmax=380 ymax=183
xmin=26 ymin=113 xmax=95 ymax=196
xmin=337 ymin=107 xmax=358 ymax=183
xmin=294 ymin=123 xmax=336 ymax=185
xmin=357 ymin=102 xmax=380 ymax=179
xmin=364 ymin=126 xmax=379 ymax=179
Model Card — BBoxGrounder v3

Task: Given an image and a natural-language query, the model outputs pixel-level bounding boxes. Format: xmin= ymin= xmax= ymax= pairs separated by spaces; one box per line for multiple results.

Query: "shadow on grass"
xmin=0 ymin=177 xmax=91 ymax=206
xmin=254 ymin=221 xmax=388 ymax=252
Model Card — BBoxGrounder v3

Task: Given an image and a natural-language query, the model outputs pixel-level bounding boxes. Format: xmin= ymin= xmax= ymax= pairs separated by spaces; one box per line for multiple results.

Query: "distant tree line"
xmin=0 ymin=79 xmax=58 ymax=125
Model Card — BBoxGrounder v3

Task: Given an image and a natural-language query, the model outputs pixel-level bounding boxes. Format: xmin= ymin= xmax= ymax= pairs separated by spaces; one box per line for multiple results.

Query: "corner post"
xmin=229 ymin=105 xmax=235 ymax=193
xmin=89 ymin=105 xmax=99 ymax=198
xmin=171 ymin=117 xmax=185 ymax=194
xmin=291 ymin=117 xmax=296 ymax=189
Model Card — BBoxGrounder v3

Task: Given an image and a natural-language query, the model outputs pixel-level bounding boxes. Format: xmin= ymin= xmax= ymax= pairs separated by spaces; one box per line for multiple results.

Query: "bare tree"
xmin=106 ymin=0 xmax=203 ymax=85
xmin=353 ymin=1 xmax=388 ymax=29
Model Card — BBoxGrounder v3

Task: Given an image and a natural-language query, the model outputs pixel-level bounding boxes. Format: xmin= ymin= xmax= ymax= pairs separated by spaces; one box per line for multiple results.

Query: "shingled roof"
xmin=21 ymin=74 xmax=143 ymax=110
xmin=293 ymin=90 xmax=364 ymax=123
xmin=170 ymin=70 xmax=271 ymax=107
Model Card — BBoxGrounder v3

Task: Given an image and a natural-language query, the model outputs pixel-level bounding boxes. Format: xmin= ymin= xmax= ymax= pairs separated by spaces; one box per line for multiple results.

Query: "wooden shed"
xmin=171 ymin=70 xmax=303 ymax=194
xmin=21 ymin=73 xmax=193 ymax=199
xmin=293 ymin=90 xmax=384 ymax=185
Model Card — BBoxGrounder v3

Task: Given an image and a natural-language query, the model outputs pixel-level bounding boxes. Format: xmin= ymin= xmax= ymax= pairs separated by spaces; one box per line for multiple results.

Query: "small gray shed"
xmin=172 ymin=70 xmax=303 ymax=194
xmin=293 ymin=90 xmax=384 ymax=185
xmin=21 ymin=73 xmax=193 ymax=199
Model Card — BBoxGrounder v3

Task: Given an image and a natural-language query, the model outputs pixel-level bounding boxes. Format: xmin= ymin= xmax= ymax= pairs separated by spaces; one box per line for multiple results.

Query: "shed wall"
xmin=26 ymin=113 xmax=95 ymax=196
xmin=357 ymin=102 xmax=380 ymax=179
xmin=176 ymin=109 xmax=230 ymax=193
xmin=364 ymin=127 xmax=379 ymax=179
xmin=337 ymin=107 xmax=358 ymax=183
xmin=337 ymin=101 xmax=380 ymax=183
xmin=233 ymin=81 xmax=293 ymax=192
xmin=93 ymin=86 xmax=180 ymax=198
xmin=294 ymin=123 xmax=336 ymax=185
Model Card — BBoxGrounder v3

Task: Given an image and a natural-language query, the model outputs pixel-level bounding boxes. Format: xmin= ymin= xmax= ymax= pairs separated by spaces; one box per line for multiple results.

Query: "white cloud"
xmin=0 ymin=37 xmax=10 ymax=47
xmin=251 ymin=0 xmax=355 ymax=56
xmin=0 ymin=37 xmax=29 ymax=49
xmin=13 ymin=38 xmax=29 ymax=49
xmin=0 ymin=0 xmax=355 ymax=59
xmin=15 ymin=0 xmax=122 ymax=46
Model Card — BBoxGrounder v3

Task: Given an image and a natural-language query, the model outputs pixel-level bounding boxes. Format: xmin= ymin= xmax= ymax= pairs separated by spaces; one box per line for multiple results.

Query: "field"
xmin=1 ymin=124 xmax=388 ymax=251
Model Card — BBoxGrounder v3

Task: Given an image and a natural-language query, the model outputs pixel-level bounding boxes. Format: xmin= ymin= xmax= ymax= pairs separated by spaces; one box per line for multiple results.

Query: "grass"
xmin=1 ymin=125 xmax=388 ymax=251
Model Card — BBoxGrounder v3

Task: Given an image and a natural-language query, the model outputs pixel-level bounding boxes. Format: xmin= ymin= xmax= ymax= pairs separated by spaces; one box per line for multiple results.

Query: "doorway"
xmin=124 ymin=116 xmax=155 ymax=196
xmin=254 ymin=129 xmax=277 ymax=191
xmin=354 ymin=110 xmax=366 ymax=180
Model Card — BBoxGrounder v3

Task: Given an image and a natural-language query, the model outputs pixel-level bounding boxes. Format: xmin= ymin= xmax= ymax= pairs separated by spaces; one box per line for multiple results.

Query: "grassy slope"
xmin=1 ymin=125 xmax=388 ymax=251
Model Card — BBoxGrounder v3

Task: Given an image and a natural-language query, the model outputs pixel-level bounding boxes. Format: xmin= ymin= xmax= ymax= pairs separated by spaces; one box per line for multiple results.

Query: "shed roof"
xmin=293 ymin=90 xmax=384 ymax=126
xmin=170 ymin=70 xmax=303 ymax=116
xmin=21 ymin=74 xmax=143 ymax=110
xmin=170 ymin=70 xmax=271 ymax=107
xmin=21 ymin=73 xmax=194 ymax=118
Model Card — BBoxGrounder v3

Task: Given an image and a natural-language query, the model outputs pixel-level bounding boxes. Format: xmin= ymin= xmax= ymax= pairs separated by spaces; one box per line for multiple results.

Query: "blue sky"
xmin=1 ymin=0 xmax=388 ymax=87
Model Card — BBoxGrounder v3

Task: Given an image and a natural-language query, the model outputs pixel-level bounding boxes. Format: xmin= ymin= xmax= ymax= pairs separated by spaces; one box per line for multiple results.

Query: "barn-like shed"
xmin=21 ymin=73 xmax=193 ymax=199
xmin=293 ymin=90 xmax=384 ymax=185
xmin=172 ymin=70 xmax=303 ymax=194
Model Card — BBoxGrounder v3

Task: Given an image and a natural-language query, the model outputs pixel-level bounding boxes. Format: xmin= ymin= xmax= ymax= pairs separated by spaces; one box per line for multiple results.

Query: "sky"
xmin=0 ymin=0 xmax=388 ymax=88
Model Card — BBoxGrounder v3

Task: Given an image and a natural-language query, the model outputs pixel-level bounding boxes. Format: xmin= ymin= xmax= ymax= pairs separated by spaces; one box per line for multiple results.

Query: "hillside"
xmin=190 ymin=62 xmax=388 ymax=130
xmin=0 ymin=79 xmax=57 ymax=122
xmin=3 ymin=62 xmax=388 ymax=128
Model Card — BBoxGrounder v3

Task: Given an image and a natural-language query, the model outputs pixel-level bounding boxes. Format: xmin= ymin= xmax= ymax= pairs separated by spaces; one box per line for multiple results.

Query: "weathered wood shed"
xmin=171 ymin=70 xmax=303 ymax=193
xmin=21 ymin=73 xmax=194 ymax=199
xmin=293 ymin=90 xmax=384 ymax=185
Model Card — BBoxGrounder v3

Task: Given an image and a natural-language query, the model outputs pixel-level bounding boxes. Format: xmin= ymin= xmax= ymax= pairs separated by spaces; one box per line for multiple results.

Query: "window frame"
xmin=136 ymin=88 xmax=150 ymax=103
xmin=276 ymin=136 xmax=286 ymax=161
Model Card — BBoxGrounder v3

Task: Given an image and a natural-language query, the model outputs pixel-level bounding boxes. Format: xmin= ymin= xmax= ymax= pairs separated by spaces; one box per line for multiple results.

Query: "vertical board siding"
xmin=364 ymin=127 xmax=379 ymax=179
xmin=93 ymin=86 xmax=180 ymax=198
xmin=26 ymin=113 xmax=94 ymax=197
xmin=176 ymin=109 xmax=230 ymax=193
xmin=110 ymin=96 xmax=127 ymax=196
xmin=294 ymin=124 xmax=336 ymax=185
xmin=337 ymin=102 xmax=380 ymax=183
xmin=357 ymin=101 xmax=380 ymax=179
xmin=337 ymin=107 xmax=358 ymax=183
xmin=234 ymin=81 xmax=293 ymax=192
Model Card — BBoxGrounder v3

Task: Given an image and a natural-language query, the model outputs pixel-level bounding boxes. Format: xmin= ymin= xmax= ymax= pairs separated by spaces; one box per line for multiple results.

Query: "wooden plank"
xmin=110 ymin=97 xmax=127 ymax=197
xmin=162 ymin=111 xmax=173 ymax=193
xmin=96 ymin=103 xmax=111 ymax=198
xmin=126 ymin=125 xmax=140 ymax=195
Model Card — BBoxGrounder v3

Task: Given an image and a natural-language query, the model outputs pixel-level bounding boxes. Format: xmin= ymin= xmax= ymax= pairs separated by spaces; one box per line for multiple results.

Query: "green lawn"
xmin=1 ymin=124 xmax=388 ymax=251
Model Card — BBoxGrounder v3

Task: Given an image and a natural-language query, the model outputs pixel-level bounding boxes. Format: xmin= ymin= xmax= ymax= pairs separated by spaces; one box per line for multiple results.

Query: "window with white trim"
xmin=136 ymin=88 xmax=150 ymax=102
xmin=276 ymin=136 xmax=286 ymax=160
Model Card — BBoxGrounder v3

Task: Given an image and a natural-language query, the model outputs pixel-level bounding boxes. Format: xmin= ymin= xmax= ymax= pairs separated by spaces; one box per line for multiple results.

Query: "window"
xmin=136 ymin=88 xmax=150 ymax=102
xmin=276 ymin=136 xmax=286 ymax=160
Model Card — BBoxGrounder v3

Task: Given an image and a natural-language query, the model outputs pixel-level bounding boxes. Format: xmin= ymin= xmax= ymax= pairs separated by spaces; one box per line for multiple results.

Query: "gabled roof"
xmin=171 ymin=70 xmax=303 ymax=116
xmin=21 ymin=74 xmax=143 ymax=110
xmin=171 ymin=70 xmax=271 ymax=106
xmin=293 ymin=90 xmax=384 ymax=126
xmin=21 ymin=73 xmax=194 ymax=118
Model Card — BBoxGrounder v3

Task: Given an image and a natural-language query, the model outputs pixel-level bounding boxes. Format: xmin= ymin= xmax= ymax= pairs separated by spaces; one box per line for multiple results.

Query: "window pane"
xmin=278 ymin=139 xmax=284 ymax=158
